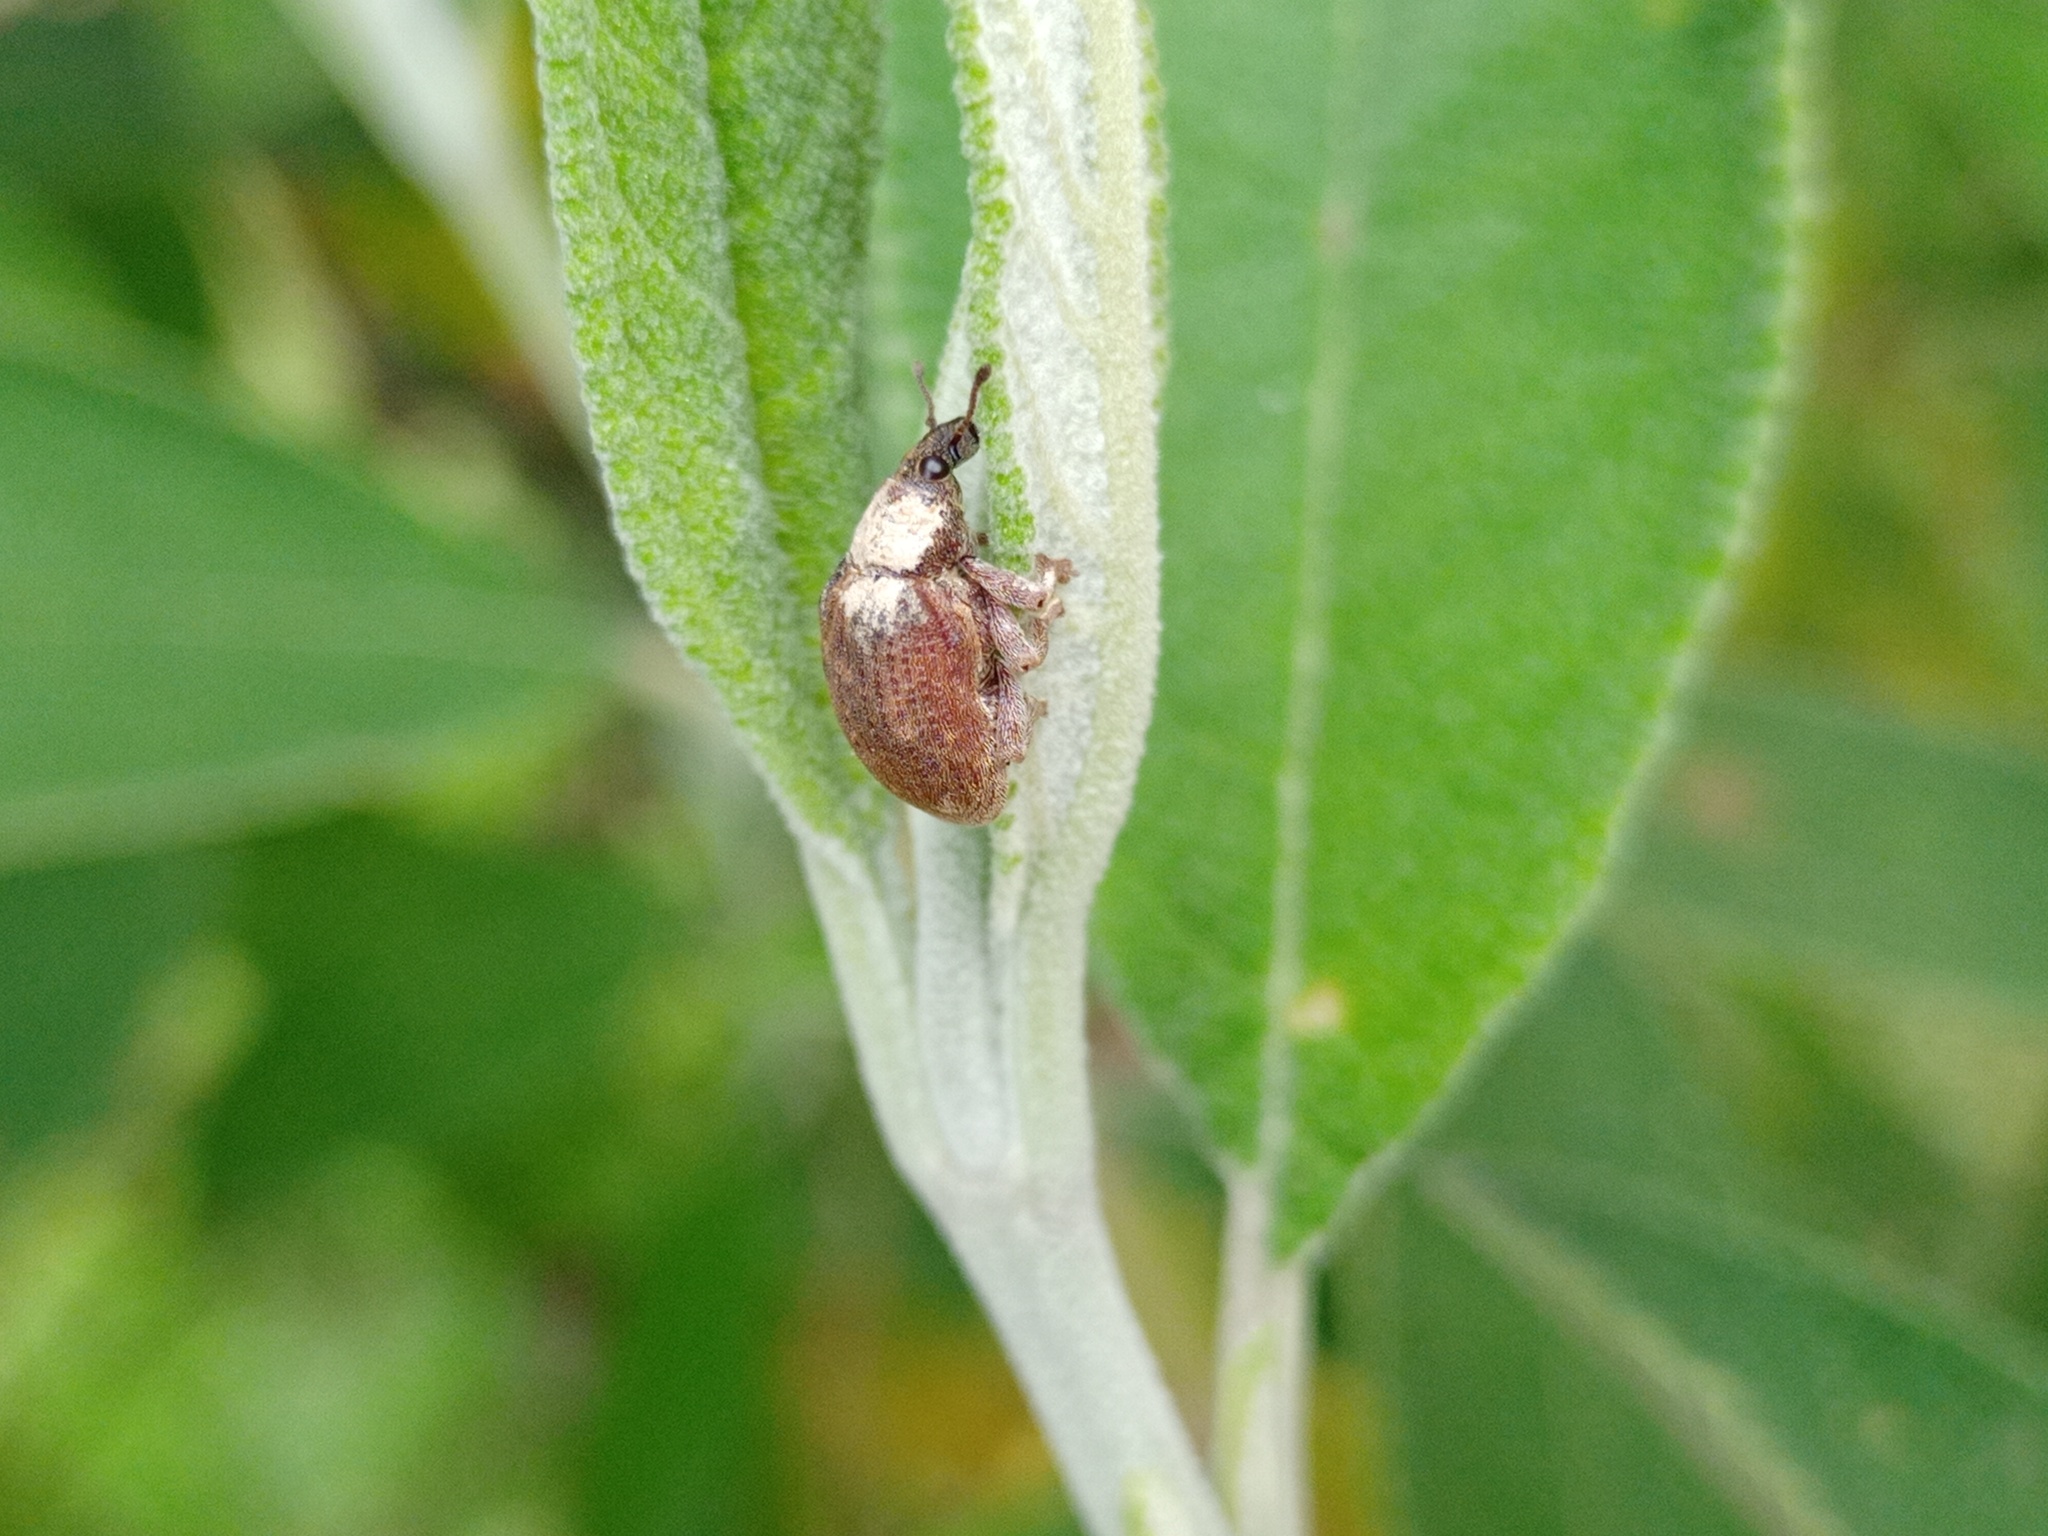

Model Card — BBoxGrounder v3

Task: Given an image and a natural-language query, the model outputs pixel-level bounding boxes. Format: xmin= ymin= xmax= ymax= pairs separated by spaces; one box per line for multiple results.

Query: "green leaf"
xmin=1326 ymin=686 xmax=2048 ymax=1534
xmin=1602 ymin=685 xmax=2048 ymax=1308
xmin=582 ymin=1133 xmax=806 ymax=1536
xmin=1614 ymin=683 xmax=2048 ymax=1005
xmin=862 ymin=0 xmax=970 ymax=484
xmin=530 ymin=0 xmax=887 ymax=847
xmin=0 ymin=9 xmax=215 ymax=340
xmin=200 ymin=818 xmax=659 ymax=1217
xmin=1094 ymin=0 xmax=1801 ymax=1246
xmin=1354 ymin=1155 xmax=2048 ymax=1536
xmin=0 ymin=849 xmax=228 ymax=1158
xmin=0 ymin=344 xmax=606 ymax=871
xmin=1847 ymin=0 xmax=2048 ymax=258
xmin=1347 ymin=1190 xmax=1764 ymax=1536
xmin=1328 ymin=932 xmax=2048 ymax=1536
xmin=0 ymin=1151 xmax=552 ymax=1536
xmin=0 ymin=170 xmax=126 ymax=326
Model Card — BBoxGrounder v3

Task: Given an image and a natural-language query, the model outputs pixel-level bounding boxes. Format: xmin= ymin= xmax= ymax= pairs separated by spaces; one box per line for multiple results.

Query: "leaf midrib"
xmin=1256 ymin=0 xmax=1371 ymax=1202
xmin=1422 ymin=1157 xmax=1856 ymax=1536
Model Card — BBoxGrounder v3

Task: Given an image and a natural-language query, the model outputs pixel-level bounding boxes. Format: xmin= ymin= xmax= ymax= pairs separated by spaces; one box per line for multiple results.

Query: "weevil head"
xmin=901 ymin=362 xmax=992 ymax=483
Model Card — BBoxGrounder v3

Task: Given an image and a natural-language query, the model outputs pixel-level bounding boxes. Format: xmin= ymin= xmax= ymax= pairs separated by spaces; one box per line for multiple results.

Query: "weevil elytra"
xmin=819 ymin=363 xmax=1074 ymax=825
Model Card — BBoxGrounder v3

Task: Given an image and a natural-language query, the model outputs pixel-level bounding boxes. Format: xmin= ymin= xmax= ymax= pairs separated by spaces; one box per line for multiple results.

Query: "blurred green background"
xmin=0 ymin=1 xmax=2044 ymax=1533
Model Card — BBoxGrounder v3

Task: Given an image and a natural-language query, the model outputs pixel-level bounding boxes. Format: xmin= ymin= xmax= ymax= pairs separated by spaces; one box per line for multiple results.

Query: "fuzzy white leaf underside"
xmin=944 ymin=0 xmax=1164 ymax=937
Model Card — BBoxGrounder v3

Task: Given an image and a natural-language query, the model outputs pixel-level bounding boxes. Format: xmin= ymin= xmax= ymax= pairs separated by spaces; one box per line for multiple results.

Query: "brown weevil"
xmin=820 ymin=363 xmax=1074 ymax=825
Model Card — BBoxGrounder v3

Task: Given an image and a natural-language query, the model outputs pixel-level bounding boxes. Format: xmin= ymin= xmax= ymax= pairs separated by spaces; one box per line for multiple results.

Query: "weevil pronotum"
xmin=819 ymin=363 xmax=1074 ymax=825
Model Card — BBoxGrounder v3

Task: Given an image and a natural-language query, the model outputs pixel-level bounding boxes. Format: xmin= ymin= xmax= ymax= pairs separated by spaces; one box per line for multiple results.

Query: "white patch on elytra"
xmin=849 ymin=482 xmax=945 ymax=571
xmin=837 ymin=572 xmax=917 ymax=632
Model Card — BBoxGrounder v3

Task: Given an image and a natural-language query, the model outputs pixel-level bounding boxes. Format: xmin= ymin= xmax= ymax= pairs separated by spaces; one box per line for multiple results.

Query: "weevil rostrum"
xmin=820 ymin=364 xmax=1074 ymax=825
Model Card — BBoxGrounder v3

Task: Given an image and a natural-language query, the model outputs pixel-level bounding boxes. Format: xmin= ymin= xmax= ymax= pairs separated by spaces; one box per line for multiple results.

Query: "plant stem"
xmin=1213 ymin=1167 xmax=1314 ymax=1536
xmin=798 ymin=822 xmax=1230 ymax=1536
xmin=935 ymin=1169 xmax=1226 ymax=1536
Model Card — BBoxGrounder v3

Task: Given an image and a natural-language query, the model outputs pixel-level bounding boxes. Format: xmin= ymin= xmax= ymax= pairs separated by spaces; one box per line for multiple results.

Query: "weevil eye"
xmin=920 ymin=455 xmax=948 ymax=480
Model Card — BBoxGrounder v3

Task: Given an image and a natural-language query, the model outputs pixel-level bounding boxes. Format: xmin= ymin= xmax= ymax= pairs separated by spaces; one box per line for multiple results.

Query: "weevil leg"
xmin=1034 ymin=552 xmax=1076 ymax=586
xmin=988 ymin=669 xmax=1044 ymax=764
xmin=964 ymin=555 xmax=1069 ymax=614
xmin=983 ymin=598 xmax=1051 ymax=673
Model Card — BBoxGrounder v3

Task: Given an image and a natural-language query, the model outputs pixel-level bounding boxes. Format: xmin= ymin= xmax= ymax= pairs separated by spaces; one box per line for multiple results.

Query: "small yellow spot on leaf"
xmin=1287 ymin=980 xmax=1347 ymax=1038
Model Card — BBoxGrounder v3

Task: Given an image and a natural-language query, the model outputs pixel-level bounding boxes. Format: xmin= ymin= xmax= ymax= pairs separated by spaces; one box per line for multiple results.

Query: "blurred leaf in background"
xmin=0 ymin=850 xmax=229 ymax=1158
xmin=1733 ymin=0 xmax=2048 ymax=742
xmin=0 ymin=6 xmax=215 ymax=340
xmin=0 ymin=348 xmax=609 ymax=869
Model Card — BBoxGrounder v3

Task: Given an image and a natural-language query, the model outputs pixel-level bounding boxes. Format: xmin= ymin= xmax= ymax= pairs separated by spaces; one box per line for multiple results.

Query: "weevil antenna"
xmin=913 ymin=361 xmax=938 ymax=430
xmin=965 ymin=363 xmax=993 ymax=425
